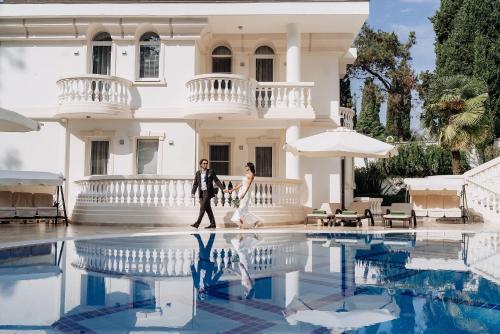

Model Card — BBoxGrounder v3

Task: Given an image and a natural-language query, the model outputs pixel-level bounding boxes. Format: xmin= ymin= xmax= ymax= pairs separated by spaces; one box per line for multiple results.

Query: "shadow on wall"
xmin=0 ymin=47 xmax=26 ymax=101
xmin=0 ymin=149 xmax=23 ymax=170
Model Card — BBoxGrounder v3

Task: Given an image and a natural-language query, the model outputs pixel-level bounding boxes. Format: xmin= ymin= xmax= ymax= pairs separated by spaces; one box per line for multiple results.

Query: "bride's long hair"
xmin=246 ymin=162 xmax=256 ymax=175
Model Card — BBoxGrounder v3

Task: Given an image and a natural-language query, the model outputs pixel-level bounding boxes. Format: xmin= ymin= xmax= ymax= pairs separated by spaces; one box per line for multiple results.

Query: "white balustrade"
xmin=255 ymin=82 xmax=314 ymax=113
xmin=186 ymin=74 xmax=315 ymax=118
xmin=339 ymin=107 xmax=355 ymax=129
xmin=75 ymin=175 xmax=301 ymax=209
xmin=464 ymin=156 xmax=500 ymax=216
xmin=56 ymin=74 xmax=132 ymax=115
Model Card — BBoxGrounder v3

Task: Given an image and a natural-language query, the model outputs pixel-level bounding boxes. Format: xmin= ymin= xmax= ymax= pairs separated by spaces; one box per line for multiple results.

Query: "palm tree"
xmin=421 ymin=75 xmax=489 ymax=174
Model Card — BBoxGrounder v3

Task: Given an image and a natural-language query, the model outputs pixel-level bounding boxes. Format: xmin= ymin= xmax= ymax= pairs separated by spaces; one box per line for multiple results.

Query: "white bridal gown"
xmin=231 ymin=175 xmax=260 ymax=226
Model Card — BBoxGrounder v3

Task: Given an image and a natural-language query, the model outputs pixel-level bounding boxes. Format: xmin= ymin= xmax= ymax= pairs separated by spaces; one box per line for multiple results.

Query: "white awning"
xmin=283 ymin=127 xmax=397 ymax=158
xmin=0 ymin=170 xmax=64 ymax=186
xmin=0 ymin=107 xmax=40 ymax=132
xmin=404 ymin=175 xmax=464 ymax=192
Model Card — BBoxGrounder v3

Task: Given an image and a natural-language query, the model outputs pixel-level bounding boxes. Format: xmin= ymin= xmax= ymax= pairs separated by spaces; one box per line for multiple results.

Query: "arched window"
xmin=139 ymin=32 xmax=160 ymax=79
xmin=91 ymin=32 xmax=112 ymax=75
xmin=255 ymin=45 xmax=274 ymax=82
xmin=212 ymin=46 xmax=232 ymax=73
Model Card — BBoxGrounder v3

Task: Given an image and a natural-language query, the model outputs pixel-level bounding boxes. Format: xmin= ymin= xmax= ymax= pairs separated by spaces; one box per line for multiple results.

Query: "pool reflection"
xmin=0 ymin=232 xmax=498 ymax=333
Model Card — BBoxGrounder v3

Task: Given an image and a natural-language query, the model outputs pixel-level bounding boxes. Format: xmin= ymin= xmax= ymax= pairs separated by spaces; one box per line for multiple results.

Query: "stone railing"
xmin=255 ymin=82 xmax=314 ymax=114
xmin=73 ymin=237 xmax=306 ymax=277
xmin=464 ymin=156 xmax=500 ymax=218
xmin=56 ymin=74 xmax=133 ymax=117
xmin=185 ymin=74 xmax=315 ymax=119
xmin=75 ymin=175 xmax=302 ymax=209
xmin=339 ymin=107 xmax=355 ymax=129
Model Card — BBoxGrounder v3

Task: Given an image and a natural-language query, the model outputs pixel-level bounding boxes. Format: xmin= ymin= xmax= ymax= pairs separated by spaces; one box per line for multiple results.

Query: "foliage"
xmin=419 ymin=75 xmax=489 ymax=174
xmin=431 ymin=0 xmax=500 ymax=136
xmin=350 ymin=24 xmax=416 ymax=140
xmin=356 ymin=78 xmax=385 ymax=139
xmin=340 ymin=75 xmax=353 ymax=108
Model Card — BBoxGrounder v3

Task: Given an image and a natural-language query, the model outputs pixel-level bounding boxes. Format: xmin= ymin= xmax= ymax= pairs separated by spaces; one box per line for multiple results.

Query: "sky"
xmin=352 ymin=0 xmax=441 ymax=130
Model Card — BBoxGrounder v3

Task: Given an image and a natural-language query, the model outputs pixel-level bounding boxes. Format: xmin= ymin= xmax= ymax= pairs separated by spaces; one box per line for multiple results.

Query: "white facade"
xmin=0 ymin=0 xmax=369 ymax=225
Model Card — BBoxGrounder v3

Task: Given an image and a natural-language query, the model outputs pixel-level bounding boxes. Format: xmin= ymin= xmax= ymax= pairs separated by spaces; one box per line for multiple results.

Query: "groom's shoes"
xmin=190 ymin=223 xmax=200 ymax=229
xmin=205 ymin=224 xmax=216 ymax=229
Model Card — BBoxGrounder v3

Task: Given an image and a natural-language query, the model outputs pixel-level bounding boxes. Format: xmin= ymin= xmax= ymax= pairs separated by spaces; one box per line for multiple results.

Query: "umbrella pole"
xmin=341 ymin=157 xmax=345 ymax=210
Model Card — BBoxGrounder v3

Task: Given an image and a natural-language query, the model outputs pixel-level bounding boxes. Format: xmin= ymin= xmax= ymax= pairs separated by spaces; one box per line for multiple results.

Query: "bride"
xmin=230 ymin=162 xmax=262 ymax=229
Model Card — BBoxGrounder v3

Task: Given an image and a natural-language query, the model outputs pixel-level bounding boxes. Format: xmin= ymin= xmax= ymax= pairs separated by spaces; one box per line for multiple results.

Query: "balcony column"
xmin=286 ymin=121 xmax=300 ymax=180
xmin=286 ymin=23 xmax=301 ymax=82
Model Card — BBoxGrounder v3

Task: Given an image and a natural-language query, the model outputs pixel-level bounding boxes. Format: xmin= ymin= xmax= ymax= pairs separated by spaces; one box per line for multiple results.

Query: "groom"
xmin=191 ymin=158 xmax=226 ymax=229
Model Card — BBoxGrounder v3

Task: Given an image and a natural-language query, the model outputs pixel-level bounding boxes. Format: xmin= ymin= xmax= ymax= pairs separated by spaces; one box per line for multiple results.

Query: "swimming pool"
xmin=0 ymin=231 xmax=498 ymax=333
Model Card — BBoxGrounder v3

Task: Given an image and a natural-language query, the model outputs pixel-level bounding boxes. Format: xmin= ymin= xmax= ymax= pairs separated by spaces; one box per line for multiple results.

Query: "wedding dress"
xmin=230 ymin=175 xmax=260 ymax=226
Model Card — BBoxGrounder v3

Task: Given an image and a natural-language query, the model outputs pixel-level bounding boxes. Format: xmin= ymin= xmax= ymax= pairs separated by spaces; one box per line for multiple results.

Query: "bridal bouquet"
xmin=231 ymin=197 xmax=240 ymax=208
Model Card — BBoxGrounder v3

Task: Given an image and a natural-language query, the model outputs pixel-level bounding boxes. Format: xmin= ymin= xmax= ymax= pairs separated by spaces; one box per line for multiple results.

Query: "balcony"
xmin=72 ymin=175 xmax=304 ymax=225
xmin=56 ymin=75 xmax=133 ymax=118
xmin=185 ymin=74 xmax=315 ymax=120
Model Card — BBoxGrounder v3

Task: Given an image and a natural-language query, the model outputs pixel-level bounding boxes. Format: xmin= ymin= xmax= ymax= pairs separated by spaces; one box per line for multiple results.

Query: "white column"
xmin=286 ymin=23 xmax=301 ymax=82
xmin=286 ymin=122 xmax=300 ymax=179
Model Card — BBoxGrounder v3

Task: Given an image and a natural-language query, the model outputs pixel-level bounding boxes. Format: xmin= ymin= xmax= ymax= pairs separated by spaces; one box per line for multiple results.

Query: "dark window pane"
xmin=86 ymin=275 xmax=105 ymax=306
xmin=256 ymin=58 xmax=273 ymax=82
xmin=90 ymin=141 xmax=109 ymax=175
xmin=140 ymin=45 xmax=160 ymax=78
xmin=212 ymin=46 xmax=231 ymax=56
xmin=255 ymin=146 xmax=272 ymax=177
xmin=254 ymin=277 xmax=272 ymax=299
xmin=212 ymin=57 xmax=232 ymax=73
xmin=92 ymin=45 xmax=111 ymax=75
xmin=255 ymin=46 xmax=274 ymax=55
xmin=133 ymin=281 xmax=155 ymax=309
xmin=140 ymin=32 xmax=160 ymax=42
xmin=93 ymin=32 xmax=112 ymax=42
xmin=209 ymin=144 xmax=230 ymax=175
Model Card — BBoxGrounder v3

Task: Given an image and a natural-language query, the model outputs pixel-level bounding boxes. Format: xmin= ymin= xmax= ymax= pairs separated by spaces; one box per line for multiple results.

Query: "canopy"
xmin=284 ymin=127 xmax=397 ymax=159
xmin=0 ymin=107 xmax=40 ymax=132
xmin=404 ymin=175 xmax=464 ymax=192
xmin=0 ymin=170 xmax=64 ymax=186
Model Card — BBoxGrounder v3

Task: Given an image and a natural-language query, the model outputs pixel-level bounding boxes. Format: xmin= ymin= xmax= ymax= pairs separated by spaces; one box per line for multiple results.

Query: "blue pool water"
xmin=0 ymin=232 xmax=499 ymax=333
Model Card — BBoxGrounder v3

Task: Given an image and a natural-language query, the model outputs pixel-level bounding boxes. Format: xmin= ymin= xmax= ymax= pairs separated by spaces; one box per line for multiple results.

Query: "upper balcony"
xmin=55 ymin=74 xmax=133 ymax=119
xmin=185 ymin=74 xmax=315 ymax=120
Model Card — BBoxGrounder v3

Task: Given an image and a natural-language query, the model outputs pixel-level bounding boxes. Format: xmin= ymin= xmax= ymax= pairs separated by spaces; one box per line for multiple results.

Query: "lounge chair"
xmin=383 ymin=203 xmax=417 ymax=228
xmin=13 ymin=192 xmax=37 ymax=218
xmin=334 ymin=202 xmax=374 ymax=227
xmin=305 ymin=203 xmax=340 ymax=227
xmin=0 ymin=191 xmax=15 ymax=219
xmin=33 ymin=193 xmax=57 ymax=217
xmin=427 ymin=194 xmax=445 ymax=218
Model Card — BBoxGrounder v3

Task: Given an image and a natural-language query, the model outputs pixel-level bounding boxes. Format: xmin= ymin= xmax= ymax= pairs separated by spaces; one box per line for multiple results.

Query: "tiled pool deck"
xmin=0 ymin=218 xmax=498 ymax=248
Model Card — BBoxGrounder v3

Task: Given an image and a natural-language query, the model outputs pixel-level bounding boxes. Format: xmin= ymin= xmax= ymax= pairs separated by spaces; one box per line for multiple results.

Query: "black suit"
xmin=191 ymin=169 xmax=224 ymax=226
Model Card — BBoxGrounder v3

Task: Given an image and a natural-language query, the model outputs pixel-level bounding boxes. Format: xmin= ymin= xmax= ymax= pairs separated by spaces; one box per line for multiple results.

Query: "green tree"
xmin=356 ymin=78 xmax=385 ymax=139
xmin=350 ymin=24 xmax=416 ymax=140
xmin=420 ymin=75 xmax=489 ymax=174
xmin=340 ymin=75 xmax=353 ymax=108
xmin=431 ymin=0 xmax=500 ymax=137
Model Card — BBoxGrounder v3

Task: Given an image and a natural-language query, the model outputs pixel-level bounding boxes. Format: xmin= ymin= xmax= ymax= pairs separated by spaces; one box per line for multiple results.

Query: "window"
xmin=212 ymin=46 xmax=232 ymax=73
xmin=255 ymin=46 xmax=274 ymax=82
xmin=90 ymin=140 xmax=109 ymax=175
xmin=91 ymin=32 xmax=112 ymax=75
xmin=85 ymin=275 xmax=105 ymax=306
xmin=255 ymin=146 xmax=273 ymax=177
xmin=209 ymin=144 xmax=230 ymax=175
xmin=136 ymin=139 xmax=159 ymax=174
xmin=133 ymin=280 xmax=155 ymax=309
xmin=139 ymin=32 xmax=160 ymax=79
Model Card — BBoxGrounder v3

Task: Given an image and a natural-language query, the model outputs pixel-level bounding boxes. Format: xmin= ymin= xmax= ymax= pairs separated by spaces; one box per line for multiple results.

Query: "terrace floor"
xmin=0 ymin=217 xmax=498 ymax=249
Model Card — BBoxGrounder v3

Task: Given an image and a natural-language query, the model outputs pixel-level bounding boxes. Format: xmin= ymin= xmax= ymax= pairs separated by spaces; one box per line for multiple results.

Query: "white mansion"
xmin=0 ymin=0 xmax=369 ymax=225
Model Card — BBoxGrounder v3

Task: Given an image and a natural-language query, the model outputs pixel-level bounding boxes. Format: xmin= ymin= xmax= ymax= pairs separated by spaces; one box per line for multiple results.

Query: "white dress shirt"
xmin=201 ymin=170 xmax=207 ymax=191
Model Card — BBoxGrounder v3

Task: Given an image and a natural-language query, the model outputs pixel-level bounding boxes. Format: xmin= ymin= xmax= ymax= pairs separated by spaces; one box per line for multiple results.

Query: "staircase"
xmin=464 ymin=156 xmax=500 ymax=225
xmin=465 ymin=233 xmax=500 ymax=284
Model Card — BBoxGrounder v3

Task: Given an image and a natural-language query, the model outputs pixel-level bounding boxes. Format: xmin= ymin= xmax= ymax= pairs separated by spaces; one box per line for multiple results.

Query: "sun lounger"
xmin=383 ymin=203 xmax=417 ymax=228
xmin=0 ymin=191 xmax=15 ymax=219
xmin=33 ymin=193 xmax=57 ymax=217
xmin=334 ymin=202 xmax=374 ymax=227
xmin=305 ymin=203 xmax=340 ymax=227
xmin=13 ymin=192 xmax=36 ymax=218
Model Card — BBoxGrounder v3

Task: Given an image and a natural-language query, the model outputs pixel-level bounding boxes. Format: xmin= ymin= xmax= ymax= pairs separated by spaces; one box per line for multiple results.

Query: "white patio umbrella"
xmin=284 ymin=126 xmax=397 ymax=208
xmin=0 ymin=107 xmax=40 ymax=132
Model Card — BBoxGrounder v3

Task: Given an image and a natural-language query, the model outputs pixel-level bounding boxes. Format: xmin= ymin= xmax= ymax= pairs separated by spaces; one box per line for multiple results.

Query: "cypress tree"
xmin=356 ymin=78 xmax=385 ymax=139
xmin=340 ymin=75 xmax=353 ymax=108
